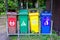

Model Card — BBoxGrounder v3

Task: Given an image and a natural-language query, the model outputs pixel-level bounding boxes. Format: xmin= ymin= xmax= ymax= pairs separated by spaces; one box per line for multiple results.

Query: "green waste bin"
xmin=19 ymin=9 xmax=28 ymax=33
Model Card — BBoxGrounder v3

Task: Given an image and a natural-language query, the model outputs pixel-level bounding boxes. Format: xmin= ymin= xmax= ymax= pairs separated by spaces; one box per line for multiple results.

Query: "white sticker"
xmin=9 ymin=21 xmax=15 ymax=26
xmin=21 ymin=21 xmax=26 ymax=26
xmin=44 ymin=18 xmax=49 ymax=25
xmin=32 ymin=20 xmax=36 ymax=24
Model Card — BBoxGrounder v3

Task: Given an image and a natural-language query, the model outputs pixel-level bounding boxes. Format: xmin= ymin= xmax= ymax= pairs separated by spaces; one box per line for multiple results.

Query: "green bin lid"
xmin=19 ymin=9 xmax=28 ymax=15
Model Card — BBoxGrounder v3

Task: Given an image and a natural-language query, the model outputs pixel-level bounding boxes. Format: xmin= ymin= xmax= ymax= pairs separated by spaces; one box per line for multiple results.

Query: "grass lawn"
xmin=9 ymin=30 xmax=60 ymax=40
xmin=9 ymin=35 xmax=60 ymax=40
xmin=9 ymin=35 xmax=59 ymax=40
xmin=9 ymin=36 xmax=18 ymax=40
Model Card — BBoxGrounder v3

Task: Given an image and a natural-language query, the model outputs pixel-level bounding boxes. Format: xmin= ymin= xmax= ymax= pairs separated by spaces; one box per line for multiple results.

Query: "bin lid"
xmin=29 ymin=10 xmax=37 ymax=13
xmin=19 ymin=9 xmax=28 ymax=15
xmin=29 ymin=9 xmax=38 ymax=13
xmin=41 ymin=11 xmax=52 ymax=16
xmin=29 ymin=9 xmax=39 ymax=16
xmin=7 ymin=12 xmax=17 ymax=15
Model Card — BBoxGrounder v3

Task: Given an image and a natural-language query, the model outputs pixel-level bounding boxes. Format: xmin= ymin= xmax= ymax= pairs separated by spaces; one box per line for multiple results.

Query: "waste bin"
xmin=40 ymin=11 xmax=52 ymax=34
xmin=7 ymin=12 xmax=17 ymax=34
xmin=19 ymin=9 xmax=28 ymax=33
xmin=29 ymin=9 xmax=39 ymax=33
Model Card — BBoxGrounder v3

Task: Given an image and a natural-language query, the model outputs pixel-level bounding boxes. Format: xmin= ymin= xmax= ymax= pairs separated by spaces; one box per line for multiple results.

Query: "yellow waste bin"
xmin=29 ymin=9 xmax=39 ymax=33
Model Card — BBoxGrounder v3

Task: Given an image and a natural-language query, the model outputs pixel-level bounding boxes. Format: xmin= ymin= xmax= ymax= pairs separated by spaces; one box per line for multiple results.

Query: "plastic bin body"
xmin=41 ymin=11 xmax=52 ymax=34
xmin=29 ymin=9 xmax=39 ymax=33
xmin=7 ymin=12 xmax=17 ymax=34
xmin=19 ymin=9 xmax=28 ymax=33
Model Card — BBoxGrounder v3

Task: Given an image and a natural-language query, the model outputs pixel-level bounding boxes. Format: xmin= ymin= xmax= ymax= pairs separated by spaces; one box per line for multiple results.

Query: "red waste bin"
xmin=7 ymin=12 xmax=17 ymax=34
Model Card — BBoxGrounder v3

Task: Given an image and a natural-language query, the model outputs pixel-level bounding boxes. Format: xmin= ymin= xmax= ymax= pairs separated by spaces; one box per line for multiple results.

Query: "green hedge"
xmin=8 ymin=0 xmax=18 ymax=10
xmin=0 ymin=0 xmax=6 ymax=12
xmin=0 ymin=0 xmax=18 ymax=15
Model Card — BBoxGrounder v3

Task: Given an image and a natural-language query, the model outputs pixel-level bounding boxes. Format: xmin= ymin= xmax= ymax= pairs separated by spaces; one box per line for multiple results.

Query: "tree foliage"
xmin=0 ymin=0 xmax=46 ymax=12
xmin=38 ymin=0 xmax=46 ymax=9
xmin=8 ymin=0 xmax=18 ymax=10
xmin=0 ymin=0 xmax=6 ymax=12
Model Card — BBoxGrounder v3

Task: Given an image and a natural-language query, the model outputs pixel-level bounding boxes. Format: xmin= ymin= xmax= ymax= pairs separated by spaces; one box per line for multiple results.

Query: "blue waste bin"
xmin=40 ymin=11 xmax=52 ymax=35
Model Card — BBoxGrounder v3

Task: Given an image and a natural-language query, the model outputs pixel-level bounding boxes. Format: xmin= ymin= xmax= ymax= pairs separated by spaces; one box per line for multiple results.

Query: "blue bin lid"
xmin=19 ymin=9 xmax=28 ymax=15
xmin=41 ymin=11 xmax=52 ymax=16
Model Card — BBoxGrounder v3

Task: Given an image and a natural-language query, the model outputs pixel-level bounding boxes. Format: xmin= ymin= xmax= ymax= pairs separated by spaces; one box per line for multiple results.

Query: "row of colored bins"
xmin=19 ymin=9 xmax=39 ymax=33
xmin=7 ymin=9 xmax=52 ymax=35
xmin=19 ymin=9 xmax=52 ymax=34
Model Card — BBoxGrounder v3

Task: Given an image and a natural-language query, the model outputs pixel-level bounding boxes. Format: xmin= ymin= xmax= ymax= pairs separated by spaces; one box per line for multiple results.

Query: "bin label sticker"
xmin=21 ymin=21 xmax=26 ymax=26
xmin=9 ymin=21 xmax=15 ymax=26
xmin=32 ymin=20 xmax=36 ymax=24
xmin=8 ymin=18 xmax=16 ymax=27
xmin=43 ymin=17 xmax=50 ymax=26
xmin=44 ymin=19 xmax=49 ymax=25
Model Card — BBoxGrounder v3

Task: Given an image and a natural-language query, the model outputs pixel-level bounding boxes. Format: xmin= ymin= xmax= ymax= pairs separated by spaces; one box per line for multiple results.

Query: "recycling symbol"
xmin=32 ymin=20 xmax=36 ymax=24
xmin=21 ymin=21 xmax=26 ymax=26
xmin=9 ymin=21 xmax=15 ymax=26
xmin=44 ymin=17 xmax=49 ymax=25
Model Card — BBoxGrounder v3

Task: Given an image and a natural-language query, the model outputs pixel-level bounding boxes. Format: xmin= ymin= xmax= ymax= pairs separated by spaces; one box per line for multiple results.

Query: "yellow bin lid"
xmin=29 ymin=9 xmax=39 ymax=16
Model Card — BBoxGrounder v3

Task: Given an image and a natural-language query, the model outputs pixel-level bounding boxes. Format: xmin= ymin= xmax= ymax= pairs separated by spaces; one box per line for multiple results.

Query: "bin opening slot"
xmin=30 ymin=10 xmax=37 ymax=13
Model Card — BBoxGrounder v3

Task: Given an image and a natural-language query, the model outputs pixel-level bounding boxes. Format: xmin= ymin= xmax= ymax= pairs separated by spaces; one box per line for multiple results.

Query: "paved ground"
xmin=0 ymin=16 xmax=8 ymax=40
